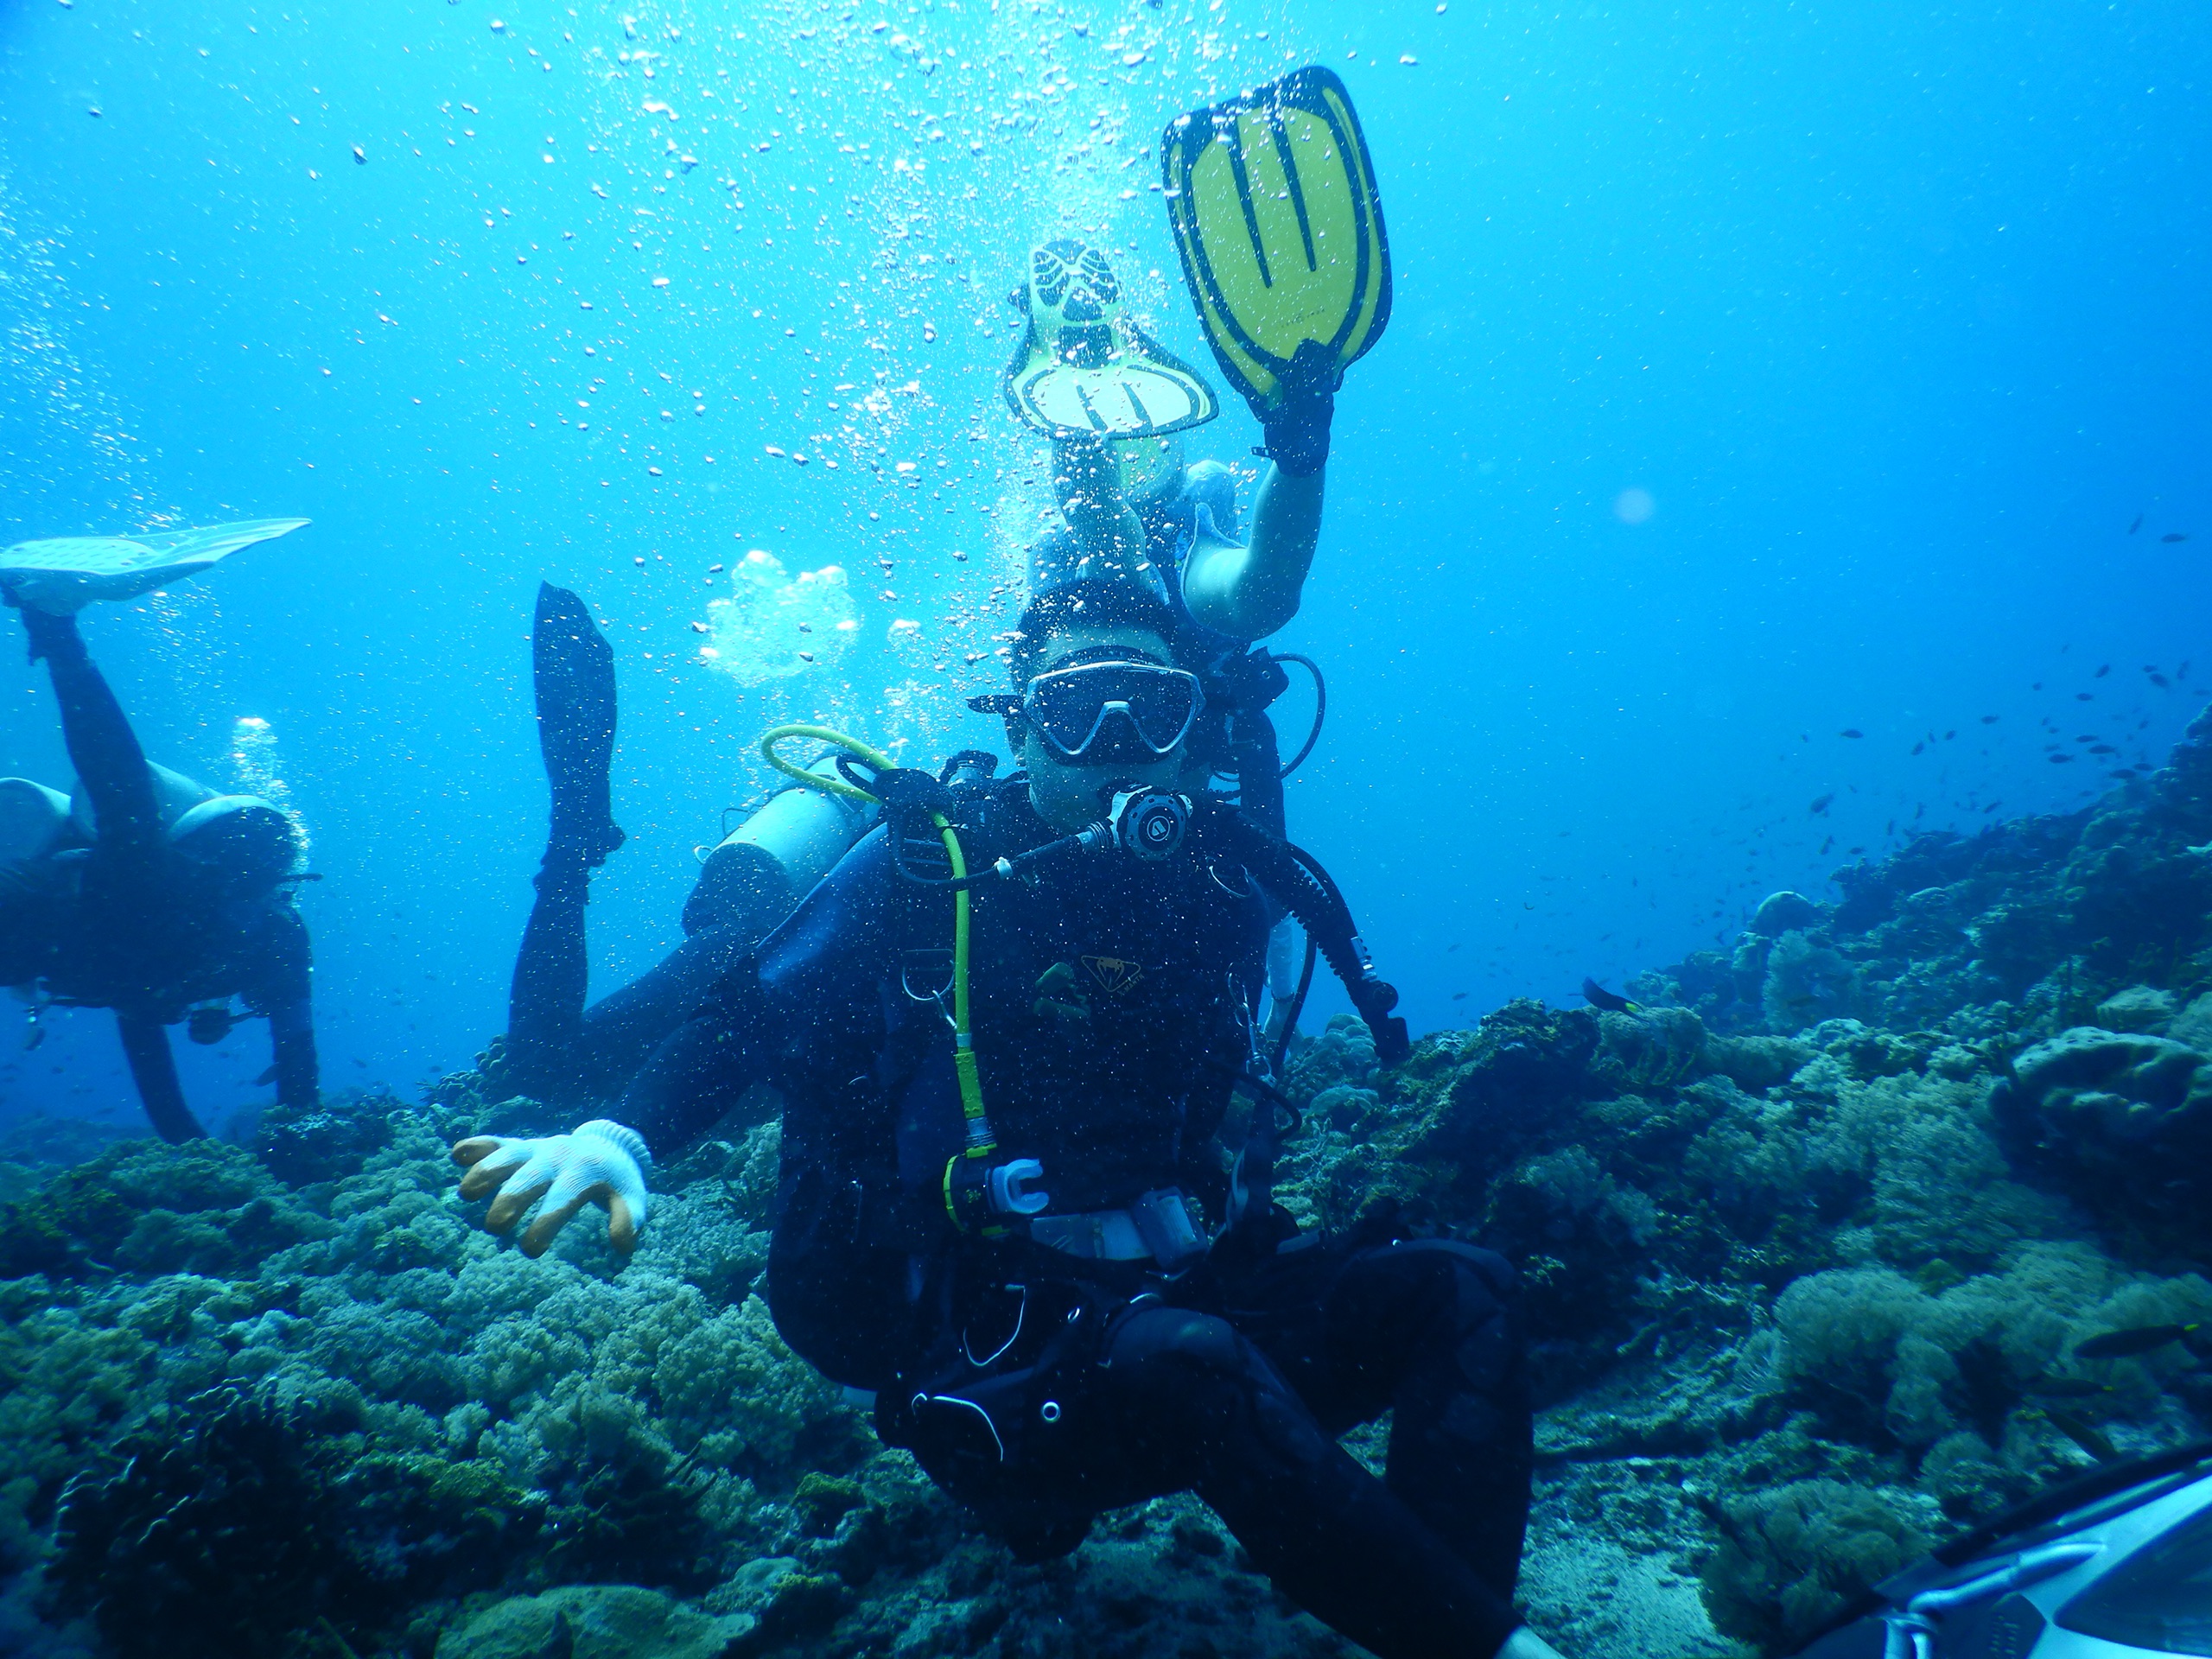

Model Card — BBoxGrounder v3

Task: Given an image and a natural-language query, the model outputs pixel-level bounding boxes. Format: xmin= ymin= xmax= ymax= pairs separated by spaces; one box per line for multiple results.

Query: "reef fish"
xmin=2162 ymin=532 xmax=2189 ymax=543
xmin=1581 ymin=978 xmax=1639 ymax=1014
xmin=2044 ymin=1407 xmax=2117 ymax=1462
xmin=2073 ymin=1322 xmax=2202 ymax=1360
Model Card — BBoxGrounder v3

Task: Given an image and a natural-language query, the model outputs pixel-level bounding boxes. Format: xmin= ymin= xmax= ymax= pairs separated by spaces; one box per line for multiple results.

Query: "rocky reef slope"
xmin=3 ymin=706 xmax=2209 ymax=1659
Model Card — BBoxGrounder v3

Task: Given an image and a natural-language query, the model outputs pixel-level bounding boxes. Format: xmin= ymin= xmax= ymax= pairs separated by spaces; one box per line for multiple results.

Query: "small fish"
xmin=1910 ymin=741 xmax=1924 ymax=756
xmin=2075 ymin=1323 xmax=2202 ymax=1360
xmin=353 ymin=144 xmax=367 ymax=165
xmin=1980 ymin=715 xmax=1999 ymax=724
xmin=2089 ymin=744 xmax=2115 ymax=755
xmin=1451 ymin=991 xmax=1469 ymax=1001
xmin=2094 ymin=664 xmax=2109 ymax=677
xmin=2049 ymin=753 xmax=2075 ymax=765
xmin=2044 ymin=1407 xmax=2117 ymax=1462
xmin=1581 ymin=978 xmax=1639 ymax=1014
xmin=2162 ymin=532 xmax=2189 ymax=543
xmin=22 ymin=1016 xmax=42 ymax=1053
xmin=1839 ymin=728 xmax=1864 ymax=740
xmin=2150 ymin=673 xmax=2171 ymax=689
xmin=2129 ymin=514 xmax=2144 ymax=534
xmin=1809 ymin=793 xmax=1834 ymax=816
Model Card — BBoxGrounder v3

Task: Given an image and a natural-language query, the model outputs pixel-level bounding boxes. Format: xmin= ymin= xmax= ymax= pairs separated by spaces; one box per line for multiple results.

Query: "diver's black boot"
xmin=532 ymin=582 xmax=625 ymax=869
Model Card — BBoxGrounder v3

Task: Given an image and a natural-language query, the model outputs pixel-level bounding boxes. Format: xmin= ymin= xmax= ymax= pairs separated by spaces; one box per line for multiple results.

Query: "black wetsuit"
xmin=3 ymin=605 xmax=317 ymax=1141
xmin=618 ymin=783 xmax=1535 ymax=1659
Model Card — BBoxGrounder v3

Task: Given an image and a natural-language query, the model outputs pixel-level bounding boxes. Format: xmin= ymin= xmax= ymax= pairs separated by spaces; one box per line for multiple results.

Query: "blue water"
xmin=2 ymin=0 xmax=2206 ymax=1135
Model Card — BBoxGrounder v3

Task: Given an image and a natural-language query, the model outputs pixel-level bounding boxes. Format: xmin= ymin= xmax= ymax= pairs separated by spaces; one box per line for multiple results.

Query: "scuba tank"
xmin=683 ymin=751 xmax=873 ymax=938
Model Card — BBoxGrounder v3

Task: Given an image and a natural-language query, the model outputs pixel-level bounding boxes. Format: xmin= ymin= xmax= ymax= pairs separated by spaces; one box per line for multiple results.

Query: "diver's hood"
xmin=0 ymin=778 xmax=73 ymax=864
xmin=1002 ymin=238 xmax=1218 ymax=441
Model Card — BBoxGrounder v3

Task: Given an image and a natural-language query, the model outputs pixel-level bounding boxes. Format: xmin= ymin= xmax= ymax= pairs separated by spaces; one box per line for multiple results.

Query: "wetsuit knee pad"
xmin=1106 ymin=1306 xmax=1245 ymax=1389
xmin=1108 ymin=1306 xmax=1332 ymax=1472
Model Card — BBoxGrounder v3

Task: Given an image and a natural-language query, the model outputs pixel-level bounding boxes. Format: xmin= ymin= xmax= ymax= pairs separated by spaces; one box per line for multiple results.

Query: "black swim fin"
xmin=532 ymin=582 xmax=625 ymax=867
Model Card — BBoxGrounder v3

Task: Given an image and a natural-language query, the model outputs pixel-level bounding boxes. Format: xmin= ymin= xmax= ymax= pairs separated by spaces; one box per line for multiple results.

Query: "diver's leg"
xmin=1282 ymin=1240 xmax=1534 ymax=1597
xmin=11 ymin=602 xmax=162 ymax=858
xmin=115 ymin=1010 xmax=206 ymax=1142
xmin=566 ymin=926 xmax=755 ymax=1100
xmin=1102 ymin=1306 xmax=1524 ymax=1659
xmin=531 ymin=582 xmax=624 ymax=861
xmin=507 ymin=861 xmax=590 ymax=1097
xmin=507 ymin=584 xmax=624 ymax=1093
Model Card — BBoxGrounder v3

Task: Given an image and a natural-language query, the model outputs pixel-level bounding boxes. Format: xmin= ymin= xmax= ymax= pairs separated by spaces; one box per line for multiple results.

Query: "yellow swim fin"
xmin=1160 ymin=67 xmax=1392 ymax=415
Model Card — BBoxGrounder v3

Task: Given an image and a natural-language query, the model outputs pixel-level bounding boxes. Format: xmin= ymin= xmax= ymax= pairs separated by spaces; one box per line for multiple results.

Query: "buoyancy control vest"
xmin=760 ymin=743 xmax=1403 ymax=1389
xmin=880 ymin=772 xmax=1271 ymax=1222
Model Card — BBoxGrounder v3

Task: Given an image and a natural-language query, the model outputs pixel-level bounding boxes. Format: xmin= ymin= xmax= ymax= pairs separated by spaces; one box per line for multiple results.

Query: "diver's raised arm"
xmin=114 ymin=1010 xmax=205 ymax=1143
xmin=1051 ymin=434 xmax=1153 ymax=582
xmin=1182 ymin=461 xmax=1325 ymax=643
xmin=251 ymin=904 xmax=320 ymax=1109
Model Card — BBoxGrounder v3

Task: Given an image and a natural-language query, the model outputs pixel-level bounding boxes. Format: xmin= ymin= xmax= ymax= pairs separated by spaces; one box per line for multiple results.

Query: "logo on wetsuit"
xmin=1081 ymin=955 xmax=1145 ymax=997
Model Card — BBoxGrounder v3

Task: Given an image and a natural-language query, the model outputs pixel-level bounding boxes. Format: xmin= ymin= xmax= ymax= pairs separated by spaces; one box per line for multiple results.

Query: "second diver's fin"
xmin=0 ymin=519 xmax=309 ymax=615
xmin=1001 ymin=238 xmax=1218 ymax=440
xmin=1160 ymin=67 xmax=1392 ymax=415
xmin=532 ymin=582 xmax=625 ymax=868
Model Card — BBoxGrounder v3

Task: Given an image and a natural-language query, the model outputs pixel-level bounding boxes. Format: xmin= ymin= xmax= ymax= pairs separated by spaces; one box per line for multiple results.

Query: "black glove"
xmin=1253 ymin=340 xmax=1340 ymax=478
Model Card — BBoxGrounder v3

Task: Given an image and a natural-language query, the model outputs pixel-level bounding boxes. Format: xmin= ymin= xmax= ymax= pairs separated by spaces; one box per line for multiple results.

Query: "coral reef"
xmin=0 ymin=705 xmax=2209 ymax=1658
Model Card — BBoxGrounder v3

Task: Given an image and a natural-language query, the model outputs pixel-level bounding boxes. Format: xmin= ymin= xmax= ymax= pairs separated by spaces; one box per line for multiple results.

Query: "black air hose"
xmin=1191 ymin=798 xmax=1409 ymax=1065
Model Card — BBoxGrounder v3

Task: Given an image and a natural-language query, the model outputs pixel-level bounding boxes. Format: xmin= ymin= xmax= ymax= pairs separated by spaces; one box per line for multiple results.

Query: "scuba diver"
xmin=500 ymin=582 xmax=874 ymax=1107
xmin=454 ymin=73 xmax=1564 ymax=1656
xmin=1007 ymin=67 xmax=1393 ymax=1037
xmin=504 ymin=67 xmax=1392 ymax=1109
xmin=451 ymin=573 xmax=1561 ymax=1659
xmin=0 ymin=520 xmax=318 ymax=1142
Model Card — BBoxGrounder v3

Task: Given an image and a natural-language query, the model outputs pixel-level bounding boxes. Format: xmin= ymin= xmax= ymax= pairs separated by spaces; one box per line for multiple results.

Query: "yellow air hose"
xmin=759 ymin=726 xmax=1002 ymax=1226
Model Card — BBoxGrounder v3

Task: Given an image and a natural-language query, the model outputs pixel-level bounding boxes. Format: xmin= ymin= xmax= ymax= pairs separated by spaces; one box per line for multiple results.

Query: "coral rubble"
xmin=1 ymin=705 xmax=2209 ymax=1657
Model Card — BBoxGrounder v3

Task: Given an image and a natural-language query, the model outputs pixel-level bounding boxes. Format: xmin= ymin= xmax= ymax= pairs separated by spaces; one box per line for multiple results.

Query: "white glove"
xmin=451 ymin=1119 xmax=652 ymax=1258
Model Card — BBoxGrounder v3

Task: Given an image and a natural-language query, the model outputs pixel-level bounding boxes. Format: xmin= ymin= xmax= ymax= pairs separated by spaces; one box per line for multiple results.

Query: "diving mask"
xmin=972 ymin=658 xmax=1205 ymax=764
